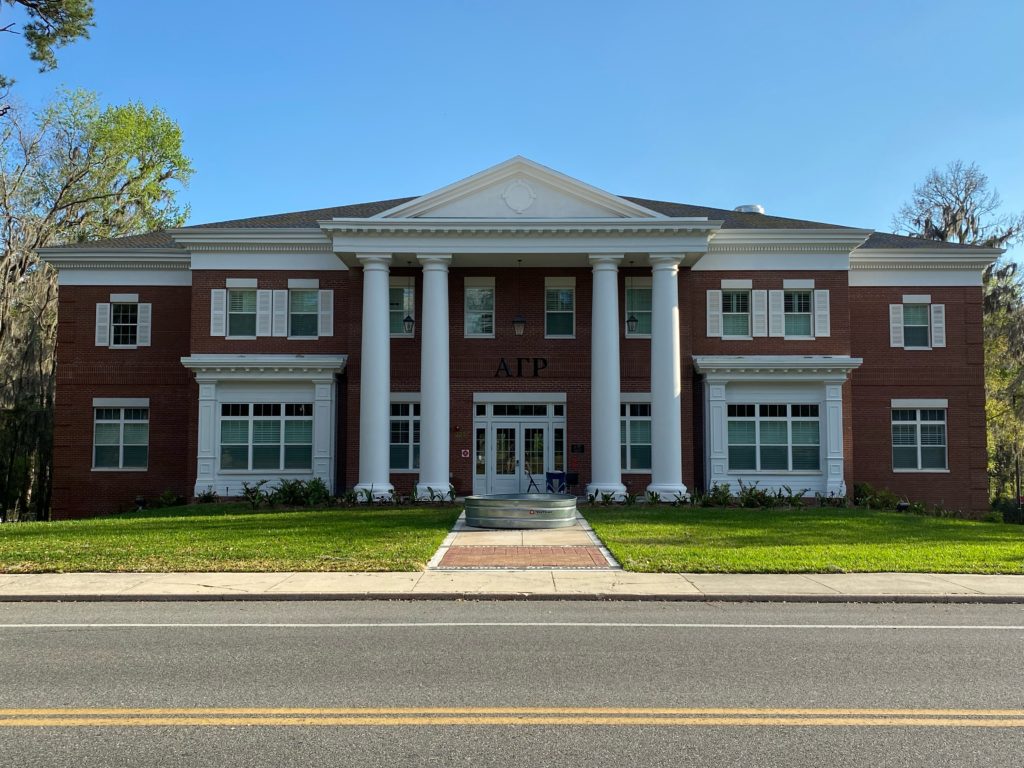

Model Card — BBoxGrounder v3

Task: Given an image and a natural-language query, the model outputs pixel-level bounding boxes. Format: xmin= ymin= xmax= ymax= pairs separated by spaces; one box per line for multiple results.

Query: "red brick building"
xmin=39 ymin=158 xmax=998 ymax=518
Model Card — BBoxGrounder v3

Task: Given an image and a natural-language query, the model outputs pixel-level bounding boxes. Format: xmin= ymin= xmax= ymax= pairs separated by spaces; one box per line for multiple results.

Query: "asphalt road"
xmin=1 ymin=600 xmax=1023 ymax=767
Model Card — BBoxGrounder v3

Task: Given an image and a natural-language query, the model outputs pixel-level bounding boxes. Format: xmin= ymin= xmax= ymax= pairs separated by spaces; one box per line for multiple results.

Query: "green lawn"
xmin=583 ymin=506 xmax=1024 ymax=574
xmin=0 ymin=503 xmax=461 ymax=573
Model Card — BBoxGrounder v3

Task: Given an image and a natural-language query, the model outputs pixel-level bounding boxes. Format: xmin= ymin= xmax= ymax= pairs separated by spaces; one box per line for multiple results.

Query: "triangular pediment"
xmin=374 ymin=156 xmax=664 ymax=220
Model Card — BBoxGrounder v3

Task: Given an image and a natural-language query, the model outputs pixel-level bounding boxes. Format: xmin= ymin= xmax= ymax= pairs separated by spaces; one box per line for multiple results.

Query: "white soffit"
xmin=372 ymin=156 xmax=669 ymax=220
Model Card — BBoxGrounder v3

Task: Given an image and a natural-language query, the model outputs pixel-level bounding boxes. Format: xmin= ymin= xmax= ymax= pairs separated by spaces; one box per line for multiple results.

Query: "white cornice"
xmin=694 ymin=355 xmax=863 ymax=382
xmin=169 ymin=229 xmax=331 ymax=249
xmin=40 ymin=254 xmax=191 ymax=270
xmin=320 ymin=218 xmax=722 ymax=237
xmin=708 ymin=229 xmax=873 ymax=252
xmin=181 ymin=354 xmax=348 ymax=380
xmin=849 ymin=251 xmax=999 ymax=271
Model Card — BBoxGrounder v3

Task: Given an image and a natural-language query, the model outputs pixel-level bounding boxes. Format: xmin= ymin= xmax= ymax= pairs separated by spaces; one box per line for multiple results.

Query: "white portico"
xmin=321 ymin=157 xmax=721 ymax=499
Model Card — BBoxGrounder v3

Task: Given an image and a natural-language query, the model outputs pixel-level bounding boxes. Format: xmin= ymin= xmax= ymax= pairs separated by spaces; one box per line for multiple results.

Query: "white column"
xmin=586 ymin=254 xmax=626 ymax=500
xmin=416 ymin=254 xmax=452 ymax=499
xmin=824 ymin=382 xmax=846 ymax=498
xmin=647 ymin=254 xmax=688 ymax=500
xmin=354 ymin=254 xmax=394 ymax=500
xmin=193 ymin=380 xmax=217 ymax=496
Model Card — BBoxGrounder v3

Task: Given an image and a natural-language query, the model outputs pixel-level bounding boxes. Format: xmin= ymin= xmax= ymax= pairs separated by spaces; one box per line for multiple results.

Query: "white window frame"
xmin=891 ymin=295 xmax=944 ymax=350
xmin=92 ymin=400 xmax=150 ymax=471
xmin=624 ymin=277 xmax=652 ymax=338
xmin=620 ymin=399 xmax=652 ymax=472
xmin=464 ymin=277 xmax=495 ymax=339
xmin=721 ymin=289 xmax=752 ymax=339
xmin=783 ymin=289 xmax=814 ymax=339
xmin=389 ymin=395 xmax=421 ymax=472
xmin=544 ymin=277 xmax=575 ymax=339
xmin=726 ymin=402 xmax=822 ymax=474
xmin=390 ymin=276 xmax=415 ymax=338
xmin=226 ymin=288 xmax=258 ymax=339
xmin=218 ymin=402 xmax=314 ymax=473
xmin=902 ymin=301 xmax=931 ymax=349
xmin=891 ymin=401 xmax=949 ymax=473
xmin=288 ymin=288 xmax=320 ymax=339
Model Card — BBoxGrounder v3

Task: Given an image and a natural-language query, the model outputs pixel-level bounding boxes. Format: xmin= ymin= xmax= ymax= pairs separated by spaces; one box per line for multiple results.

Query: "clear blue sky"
xmin=5 ymin=0 xmax=1023 ymax=257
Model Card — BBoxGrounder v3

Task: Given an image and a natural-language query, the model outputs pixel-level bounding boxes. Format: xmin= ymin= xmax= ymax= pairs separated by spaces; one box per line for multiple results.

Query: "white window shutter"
xmin=931 ymin=304 xmax=946 ymax=347
xmin=256 ymin=290 xmax=272 ymax=337
xmin=137 ymin=303 xmax=152 ymax=346
xmin=272 ymin=290 xmax=288 ymax=337
xmin=768 ymin=290 xmax=784 ymax=337
xmin=95 ymin=303 xmax=110 ymax=346
xmin=706 ymin=290 xmax=722 ymax=337
xmin=210 ymin=290 xmax=226 ymax=336
xmin=751 ymin=290 xmax=768 ymax=337
xmin=813 ymin=289 xmax=830 ymax=338
xmin=319 ymin=290 xmax=334 ymax=337
xmin=889 ymin=304 xmax=904 ymax=347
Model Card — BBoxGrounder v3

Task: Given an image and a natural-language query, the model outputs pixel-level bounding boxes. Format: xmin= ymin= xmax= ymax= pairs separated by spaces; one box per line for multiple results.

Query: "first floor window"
xmin=784 ymin=290 xmax=812 ymax=336
xmin=94 ymin=407 xmax=149 ymax=469
xmin=727 ymin=403 xmax=820 ymax=472
xmin=620 ymin=403 xmax=652 ymax=471
xmin=228 ymin=289 xmax=257 ymax=337
xmin=219 ymin=403 xmax=313 ymax=471
xmin=289 ymin=290 xmax=319 ymax=337
xmin=390 ymin=403 xmax=420 ymax=470
xmin=892 ymin=409 xmax=947 ymax=470
xmin=722 ymin=291 xmax=751 ymax=337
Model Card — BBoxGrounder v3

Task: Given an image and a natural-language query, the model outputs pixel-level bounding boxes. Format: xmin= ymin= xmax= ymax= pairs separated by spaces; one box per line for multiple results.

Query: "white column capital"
xmin=649 ymin=253 xmax=684 ymax=272
xmin=416 ymin=253 xmax=452 ymax=270
xmin=588 ymin=253 xmax=624 ymax=269
xmin=356 ymin=253 xmax=392 ymax=269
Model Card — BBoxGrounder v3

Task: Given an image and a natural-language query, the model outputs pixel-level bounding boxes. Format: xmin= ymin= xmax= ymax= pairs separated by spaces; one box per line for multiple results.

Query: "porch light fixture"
xmin=512 ymin=314 xmax=526 ymax=336
xmin=626 ymin=314 xmax=639 ymax=334
xmin=403 ymin=315 xmax=415 ymax=335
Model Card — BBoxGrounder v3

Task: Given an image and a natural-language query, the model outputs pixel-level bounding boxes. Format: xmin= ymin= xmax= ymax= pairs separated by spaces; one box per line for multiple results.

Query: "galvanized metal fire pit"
xmin=463 ymin=493 xmax=577 ymax=529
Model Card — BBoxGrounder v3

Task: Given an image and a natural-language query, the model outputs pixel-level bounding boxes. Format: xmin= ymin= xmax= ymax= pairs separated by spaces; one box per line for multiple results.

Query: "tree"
xmin=893 ymin=161 xmax=1024 ymax=505
xmin=0 ymin=89 xmax=191 ymax=519
xmin=0 ymin=0 xmax=94 ymax=89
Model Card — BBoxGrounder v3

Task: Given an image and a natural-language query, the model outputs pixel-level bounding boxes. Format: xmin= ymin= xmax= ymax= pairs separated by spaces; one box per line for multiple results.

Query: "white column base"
xmin=586 ymin=482 xmax=627 ymax=501
xmin=646 ymin=483 xmax=689 ymax=502
xmin=415 ymin=482 xmax=452 ymax=501
xmin=353 ymin=482 xmax=395 ymax=502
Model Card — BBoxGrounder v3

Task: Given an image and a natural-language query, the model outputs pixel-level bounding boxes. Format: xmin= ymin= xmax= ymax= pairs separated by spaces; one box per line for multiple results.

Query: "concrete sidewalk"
xmin=2 ymin=570 xmax=1024 ymax=602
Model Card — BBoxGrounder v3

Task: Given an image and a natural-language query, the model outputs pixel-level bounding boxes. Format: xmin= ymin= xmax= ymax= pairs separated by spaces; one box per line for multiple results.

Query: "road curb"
xmin=2 ymin=592 xmax=1024 ymax=604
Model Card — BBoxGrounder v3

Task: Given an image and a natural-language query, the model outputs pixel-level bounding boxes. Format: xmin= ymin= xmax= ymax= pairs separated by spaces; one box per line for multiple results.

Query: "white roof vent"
xmin=734 ymin=204 xmax=765 ymax=214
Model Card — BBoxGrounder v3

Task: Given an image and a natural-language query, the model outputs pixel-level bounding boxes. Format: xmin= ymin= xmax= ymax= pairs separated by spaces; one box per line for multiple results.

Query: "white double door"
xmin=490 ymin=421 xmax=549 ymax=495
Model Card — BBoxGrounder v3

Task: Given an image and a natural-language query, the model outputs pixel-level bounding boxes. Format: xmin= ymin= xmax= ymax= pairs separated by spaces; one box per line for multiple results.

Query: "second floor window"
xmin=722 ymin=291 xmax=751 ymax=337
xmin=902 ymin=304 xmax=930 ymax=348
xmin=228 ymin=289 xmax=257 ymax=337
xmin=784 ymin=290 xmax=812 ymax=336
xmin=465 ymin=278 xmax=495 ymax=337
xmin=289 ymin=290 xmax=319 ymax=337
xmin=390 ymin=277 xmax=415 ymax=337
xmin=111 ymin=303 xmax=138 ymax=346
xmin=545 ymin=279 xmax=575 ymax=338
xmin=624 ymin=278 xmax=652 ymax=337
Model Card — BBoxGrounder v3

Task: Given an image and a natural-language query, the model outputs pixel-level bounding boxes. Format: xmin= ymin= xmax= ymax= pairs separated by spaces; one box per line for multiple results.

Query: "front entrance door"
xmin=489 ymin=421 xmax=548 ymax=494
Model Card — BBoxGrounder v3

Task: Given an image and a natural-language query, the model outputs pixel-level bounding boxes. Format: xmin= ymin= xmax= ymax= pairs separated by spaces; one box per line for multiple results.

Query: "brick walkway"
xmin=438 ymin=545 xmax=610 ymax=569
xmin=427 ymin=514 xmax=620 ymax=570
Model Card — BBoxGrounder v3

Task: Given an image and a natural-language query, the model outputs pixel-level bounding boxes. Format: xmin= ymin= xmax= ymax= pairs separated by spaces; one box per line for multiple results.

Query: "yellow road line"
xmin=1 ymin=707 xmax=1023 ymax=717
xmin=0 ymin=715 xmax=1023 ymax=728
